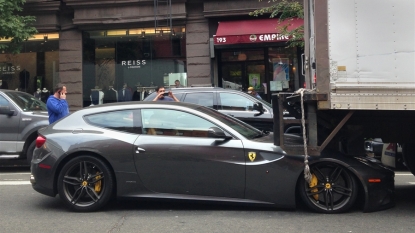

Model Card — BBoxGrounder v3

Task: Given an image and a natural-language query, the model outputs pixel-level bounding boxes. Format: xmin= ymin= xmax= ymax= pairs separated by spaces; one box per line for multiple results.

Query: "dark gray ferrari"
xmin=30 ymin=102 xmax=394 ymax=213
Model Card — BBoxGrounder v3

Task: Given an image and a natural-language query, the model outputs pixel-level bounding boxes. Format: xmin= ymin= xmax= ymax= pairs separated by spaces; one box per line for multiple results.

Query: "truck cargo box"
xmin=313 ymin=0 xmax=415 ymax=110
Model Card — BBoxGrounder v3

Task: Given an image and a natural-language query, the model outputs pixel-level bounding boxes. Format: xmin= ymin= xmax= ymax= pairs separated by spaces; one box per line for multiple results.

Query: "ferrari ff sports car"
xmin=30 ymin=102 xmax=394 ymax=213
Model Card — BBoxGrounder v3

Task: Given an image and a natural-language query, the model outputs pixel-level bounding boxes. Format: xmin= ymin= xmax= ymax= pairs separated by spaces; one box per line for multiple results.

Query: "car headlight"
xmin=364 ymin=141 xmax=374 ymax=152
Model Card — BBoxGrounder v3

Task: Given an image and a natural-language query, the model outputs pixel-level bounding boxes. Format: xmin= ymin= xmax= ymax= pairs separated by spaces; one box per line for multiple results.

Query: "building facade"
xmin=0 ymin=0 xmax=303 ymax=110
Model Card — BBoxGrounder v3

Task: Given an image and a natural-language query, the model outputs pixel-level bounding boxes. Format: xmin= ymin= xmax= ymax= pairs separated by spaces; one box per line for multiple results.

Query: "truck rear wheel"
xmin=402 ymin=143 xmax=415 ymax=176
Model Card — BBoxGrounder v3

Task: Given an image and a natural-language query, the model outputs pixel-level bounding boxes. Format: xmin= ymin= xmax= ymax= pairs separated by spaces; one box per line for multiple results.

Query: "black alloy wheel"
xmin=57 ymin=156 xmax=114 ymax=212
xmin=298 ymin=162 xmax=358 ymax=213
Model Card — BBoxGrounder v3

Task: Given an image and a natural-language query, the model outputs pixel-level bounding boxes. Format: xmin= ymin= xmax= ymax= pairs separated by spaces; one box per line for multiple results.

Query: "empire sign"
xmin=214 ymin=33 xmax=290 ymax=45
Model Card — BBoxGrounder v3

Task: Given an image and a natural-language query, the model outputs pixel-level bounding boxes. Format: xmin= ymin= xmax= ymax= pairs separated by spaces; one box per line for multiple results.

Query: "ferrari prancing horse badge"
xmin=248 ymin=152 xmax=256 ymax=162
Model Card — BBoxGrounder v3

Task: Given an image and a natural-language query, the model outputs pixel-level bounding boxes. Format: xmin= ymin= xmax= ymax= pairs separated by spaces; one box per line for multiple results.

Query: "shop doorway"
xmin=221 ymin=61 xmax=265 ymax=95
xmin=219 ymin=49 xmax=266 ymax=98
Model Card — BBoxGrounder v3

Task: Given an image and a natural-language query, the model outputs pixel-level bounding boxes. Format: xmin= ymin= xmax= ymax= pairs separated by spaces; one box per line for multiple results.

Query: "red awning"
xmin=213 ymin=18 xmax=303 ymax=45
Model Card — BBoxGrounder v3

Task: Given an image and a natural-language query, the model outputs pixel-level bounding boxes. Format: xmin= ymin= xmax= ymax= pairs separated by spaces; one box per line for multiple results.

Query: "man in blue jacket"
xmin=46 ymin=83 xmax=69 ymax=124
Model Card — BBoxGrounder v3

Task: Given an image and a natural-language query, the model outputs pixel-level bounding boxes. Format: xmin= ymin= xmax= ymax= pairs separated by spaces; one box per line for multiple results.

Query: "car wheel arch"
xmin=23 ymin=132 xmax=38 ymax=154
xmin=294 ymin=160 xmax=365 ymax=212
xmin=53 ymin=151 xmax=117 ymax=198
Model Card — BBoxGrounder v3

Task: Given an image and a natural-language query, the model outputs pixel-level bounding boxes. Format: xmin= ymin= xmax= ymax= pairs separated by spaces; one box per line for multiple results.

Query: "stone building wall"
xmin=186 ymin=1 xmax=211 ymax=86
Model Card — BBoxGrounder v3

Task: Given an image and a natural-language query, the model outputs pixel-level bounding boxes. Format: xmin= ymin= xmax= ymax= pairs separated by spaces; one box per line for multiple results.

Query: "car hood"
xmin=242 ymin=132 xmax=303 ymax=155
xmin=23 ymin=111 xmax=49 ymax=119
xmin=249 ymin=133 xmax=394 ymax=175
xmin=251 ymin=132 xmax=303 ymax=145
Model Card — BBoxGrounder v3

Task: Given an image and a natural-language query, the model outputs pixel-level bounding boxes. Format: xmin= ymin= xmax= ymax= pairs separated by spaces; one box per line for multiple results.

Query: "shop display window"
xmin=219 ymin=46 xmax=300 ymax=102
xmin=82 ymin=27 xmax=187 ymax=107
xmin=0 ymin=34 xmax=59 ymax=99
xmin=268 ymin=47 xmax=299 ymax=93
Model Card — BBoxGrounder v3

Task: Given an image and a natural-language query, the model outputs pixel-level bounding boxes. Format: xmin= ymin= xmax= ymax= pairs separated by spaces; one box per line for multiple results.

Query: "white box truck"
xmin=273 ymin=0 xmax=415 ymax=174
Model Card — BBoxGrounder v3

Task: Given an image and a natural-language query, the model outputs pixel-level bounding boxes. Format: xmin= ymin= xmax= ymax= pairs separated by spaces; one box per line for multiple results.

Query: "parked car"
xmin=364 ymin=138 xmax=384 ymax=158
xmin=364 ymin=138 xmax=406 ymax=170
xmin=0 ymin=89 xmax=49 ymax=164
xmin=31 ymin=101 xmax=394 ymax=213
xmin=143 ymin=87 xmax=275 ymax=132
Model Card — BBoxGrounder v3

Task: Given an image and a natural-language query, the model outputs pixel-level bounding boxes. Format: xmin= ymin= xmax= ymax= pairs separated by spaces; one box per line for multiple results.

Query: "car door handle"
xmin=228 ymin=114 xmax=234 ymax=117
xmin=136 ymin=147 xmax=145 ymax=154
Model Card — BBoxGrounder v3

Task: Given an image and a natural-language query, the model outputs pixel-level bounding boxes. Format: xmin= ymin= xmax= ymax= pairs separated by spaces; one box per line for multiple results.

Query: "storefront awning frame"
xmin=213 ymin=18 xmax=303 ymax=45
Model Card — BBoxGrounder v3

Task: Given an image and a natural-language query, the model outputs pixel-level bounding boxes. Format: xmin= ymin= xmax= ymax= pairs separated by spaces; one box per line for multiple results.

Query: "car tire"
xmin=57 ymin=155 xmax=114 ymax=212
xmin=298 ymin=162 xmax=358 ymax=213
xmin=26 ymin=140 xmax=36 ymax=165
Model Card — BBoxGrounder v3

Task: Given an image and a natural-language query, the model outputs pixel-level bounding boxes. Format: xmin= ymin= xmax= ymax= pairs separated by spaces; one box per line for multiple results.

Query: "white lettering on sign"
xmin=121 ymin=60 xmax=147 ymax=69
xmin=259 ymin=34 xmax=289 ymax=41
xmin=216 ymin=37 xmax=227 ymax=43
xmin=0 ymin=65 xmax=21 ymax=74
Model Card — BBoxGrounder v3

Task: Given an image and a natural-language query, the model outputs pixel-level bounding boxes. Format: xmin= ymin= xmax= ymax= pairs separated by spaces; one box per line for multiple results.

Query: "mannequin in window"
xmin=90 ymin=86 xmax=104 ymax=106
xmin=40 ymin=88 xmax=50 ymax=103
xmin=118 ymin=83 xmax=132 ymax=102
xmin=34 ymin=88 xmax=41 ymax=100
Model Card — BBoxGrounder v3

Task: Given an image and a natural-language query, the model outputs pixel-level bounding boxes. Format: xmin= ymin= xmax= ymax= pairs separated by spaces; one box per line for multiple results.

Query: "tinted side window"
xmin=0 ymin=95 xmax=9 ymax=106
xmin=84 ymin=109 xmax=142 ymax=134
xmin=144 ymin=92 xmax=182 ymax=101
xmin=142 ymin=109 xmax=216 ymax=137
xmin=173 ymin=93 xmax=183 ymax=101
xmin=219 ymin=93 xmax=255 ymax=111
xmin=183 ymin=92 xmax=214 ymax=108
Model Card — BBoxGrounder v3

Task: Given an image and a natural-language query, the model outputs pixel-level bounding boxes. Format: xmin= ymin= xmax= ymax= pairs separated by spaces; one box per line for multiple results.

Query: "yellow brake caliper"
xmin=309 ymin=174 xmax=319 ymax=200
xmin=94 ymin=172 xmax=102 ymax=193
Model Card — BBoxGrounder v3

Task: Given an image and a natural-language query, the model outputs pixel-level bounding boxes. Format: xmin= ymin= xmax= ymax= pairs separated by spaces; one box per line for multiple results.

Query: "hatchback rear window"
xmin=183 ymin=92 xmax=214 ymax=108
xmin=84 ymin=109 xmax=142 ymax=134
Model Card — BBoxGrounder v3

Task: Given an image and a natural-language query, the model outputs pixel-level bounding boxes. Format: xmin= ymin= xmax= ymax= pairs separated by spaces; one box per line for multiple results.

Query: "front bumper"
xmin=350 ymin=158 xmax=395 ymax=212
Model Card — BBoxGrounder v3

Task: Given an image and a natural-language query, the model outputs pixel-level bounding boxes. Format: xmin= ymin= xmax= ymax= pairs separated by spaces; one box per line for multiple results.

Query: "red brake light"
xmin=36 ymin=136 xmax=46 ymax=148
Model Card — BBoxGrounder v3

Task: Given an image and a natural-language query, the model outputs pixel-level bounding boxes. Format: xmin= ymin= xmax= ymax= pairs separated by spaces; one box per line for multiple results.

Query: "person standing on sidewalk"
xmin=46 ymin=83 xmax=69 ymax=124
xmin=152 ymin=86 xmax=179 ymax=102
xmin=247 ymin=86 xmax=262 ymax=99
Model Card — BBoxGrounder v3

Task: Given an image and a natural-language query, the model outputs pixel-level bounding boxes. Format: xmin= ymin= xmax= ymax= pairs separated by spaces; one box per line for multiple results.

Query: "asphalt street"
xmin=0 ymin=166 xmax=414 ymax=233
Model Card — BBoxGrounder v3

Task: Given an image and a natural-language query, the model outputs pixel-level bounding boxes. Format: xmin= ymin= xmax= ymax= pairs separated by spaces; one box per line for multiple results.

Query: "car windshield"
xmin=256 ymin=97 xmax=272 ymax=108
xmin=5 ymin=91 xmax=48 ymax=112
xmin=194 ymin=105 xmax=263 ymax=139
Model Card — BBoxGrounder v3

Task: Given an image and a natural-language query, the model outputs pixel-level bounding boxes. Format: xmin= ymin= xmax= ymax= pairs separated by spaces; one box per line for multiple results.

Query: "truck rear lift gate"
xmin=272 ymin=92 xmax=354 ymax=156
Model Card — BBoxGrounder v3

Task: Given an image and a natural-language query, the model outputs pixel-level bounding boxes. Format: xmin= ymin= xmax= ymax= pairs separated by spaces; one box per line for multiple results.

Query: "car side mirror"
xmin=0 ymin=106 xmax=14 ymax=116
xmin=253 ymin=102 xmax=264 ymax=116
xmin=208 ymin=127 xmax=232 ymax=140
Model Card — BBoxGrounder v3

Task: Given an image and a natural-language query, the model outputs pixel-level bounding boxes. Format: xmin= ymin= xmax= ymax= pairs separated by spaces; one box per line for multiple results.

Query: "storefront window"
xmin=82 ymin=27 xmax=186 ymax=107
xmin=268 ymin=46 xmax=298 ymax=93
xmin=0 ymin=33 xmax=59 ymax=102
xmin=219 ymin=46 xmax=299 ymax=102
xmin=220 ymin=49 xmax=265 ymax=98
